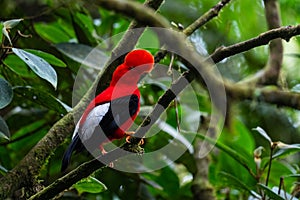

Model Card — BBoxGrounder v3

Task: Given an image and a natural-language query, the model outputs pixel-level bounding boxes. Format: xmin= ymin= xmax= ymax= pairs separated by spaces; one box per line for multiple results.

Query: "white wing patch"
xmin=72 ymin=103 xmax=110 ymax=141
xmin=72 ymin=116 xmax=82 ymax=140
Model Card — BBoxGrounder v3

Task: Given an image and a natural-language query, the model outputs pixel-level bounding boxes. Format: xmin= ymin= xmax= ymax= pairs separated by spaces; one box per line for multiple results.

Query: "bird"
xmin=61 ymin=49 xmax=154 ymax=171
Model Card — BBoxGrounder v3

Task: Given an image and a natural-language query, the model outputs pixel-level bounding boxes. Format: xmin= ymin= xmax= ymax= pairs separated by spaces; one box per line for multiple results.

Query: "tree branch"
xmin=226 ymin=84 xmax=300 ymax=110
xmin=210 ymin=25 xmax=299 ymax=64
xmin=28 ymin=158 xmax=105 ymax=200
xmin=183 ymin=0 xmax=232 ymax=36
xmin=191 ymin=117 xmax=216 ymax=200
xmin=258 ymin=0 xmax=283 ymax=85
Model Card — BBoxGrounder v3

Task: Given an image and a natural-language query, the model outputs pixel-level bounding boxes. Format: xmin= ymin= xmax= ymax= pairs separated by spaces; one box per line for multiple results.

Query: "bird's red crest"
xmin=110 ymin=49 xmax=154 ymax=86
xmin=124 ymin=49 xmax=154 ymax=72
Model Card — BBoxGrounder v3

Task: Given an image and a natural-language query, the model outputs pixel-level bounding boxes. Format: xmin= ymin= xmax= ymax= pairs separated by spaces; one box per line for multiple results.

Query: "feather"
xmin=61 ymin=134 xmax=81 ymax=172
xmin=80 ymin=102 xmax=110 ymax=141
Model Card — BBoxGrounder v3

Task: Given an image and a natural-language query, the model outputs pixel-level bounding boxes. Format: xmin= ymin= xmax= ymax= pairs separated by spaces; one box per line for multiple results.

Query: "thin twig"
xmin=183 ymin=0 xmax=232 ymax=36
xmin=265 ymin=145 xmax=274 ymax=187
xmin=210 ymin=25 xmax=300 ymax=64
xmin=263 ymin=143 xmax=276 ymax=200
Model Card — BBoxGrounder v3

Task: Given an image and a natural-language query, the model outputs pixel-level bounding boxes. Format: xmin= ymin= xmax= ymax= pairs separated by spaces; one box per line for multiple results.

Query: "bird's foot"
xmin=125 ymin=131 xmax=144 ymax=145
xmin=100 ymin=145 xmax=107 ymax=155
xmin=100 ymin=145 xmax=114 ymax=168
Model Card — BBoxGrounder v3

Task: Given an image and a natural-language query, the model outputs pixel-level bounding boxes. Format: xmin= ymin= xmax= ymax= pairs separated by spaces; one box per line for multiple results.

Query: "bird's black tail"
xmin=61 ymin=134 xmax=80 ymax=172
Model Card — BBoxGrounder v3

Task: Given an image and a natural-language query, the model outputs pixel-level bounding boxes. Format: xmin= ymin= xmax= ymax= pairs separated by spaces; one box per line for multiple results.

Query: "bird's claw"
xmin=100 ymin=145 xmax=107 ymax=155
xmin=100 ymin=145 xmax=114 ymax=167
xmin=125 ymin=131 xmax=144 ymax=145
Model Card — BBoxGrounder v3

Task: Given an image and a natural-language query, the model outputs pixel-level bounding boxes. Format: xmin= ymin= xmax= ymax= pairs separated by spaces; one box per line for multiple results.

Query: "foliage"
xmin=0 ymin=0 xmax=300 ymax=199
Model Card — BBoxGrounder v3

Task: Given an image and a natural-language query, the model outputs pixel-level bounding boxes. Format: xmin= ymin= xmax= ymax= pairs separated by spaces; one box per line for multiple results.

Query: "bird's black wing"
xmin=61 ymin=94 xmax=139 ymax=172
xmin=99 ymin=94 xmax=139 ymax=138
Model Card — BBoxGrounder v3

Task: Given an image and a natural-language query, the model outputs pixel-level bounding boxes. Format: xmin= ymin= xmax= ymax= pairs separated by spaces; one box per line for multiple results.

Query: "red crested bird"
xmin=61 ymin=49 xmax=154 ymax=171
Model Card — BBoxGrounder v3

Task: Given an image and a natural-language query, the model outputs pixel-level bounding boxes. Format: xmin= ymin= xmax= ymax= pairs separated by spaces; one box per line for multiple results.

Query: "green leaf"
xmin=257 ymin=183 xmax=285 ymax=200
xmin=4 ymin=54 xmax=36 ymax=77
xmin=0 ymin=78 xmax=13 ymax=109
xmin=73 ymin=176 xmax=107 ymax=195
xmin=0 ymin=116 xmax=10 ymax=141
xmin=264 ymin=160 xmax=295 ymax=188
xmin=8 ymin=120 xmax=48 ymax=156
xmin=140 ymin=176 xmax=163 ymax=190
xmin=284 ymin=174 xmax=300 ymax=178
xmin=55 ymin=43 xmax=108 ymax=69
xmin=196 ymin=93 xmax=211 ymax=113
xmin=214 ymin=120 xmax=257 ymax=188
xmin=225 ymin=119 xmax=255 ymax=155
xmin=11 ymin=119 xmax=46 ymax=140
xmin=34 ymin=21 xmax=73 ymax=43
xmin=252 ymin=126 xmax=272 ymax=145
xmin=192 ymin=132 xmax=256 ymax=177
xmin=24 ymin=49 xmax=66 ymax=67
xmin=156 ymin=119 xmax=193 ymax=153
xmin=71 ymin=11 xmax=98 ymax=46
xmin=218 ymin=172 xmax=261 ymax=199
xmin=12 ymin=48 xmax=58 ymax=89
xmin=13 ymin=86 xmax=70 ymax=114
xmin=136 ymin=28 xmax=160 ymax=49
xmin=153 ymin=166 xmax=180 ymax=196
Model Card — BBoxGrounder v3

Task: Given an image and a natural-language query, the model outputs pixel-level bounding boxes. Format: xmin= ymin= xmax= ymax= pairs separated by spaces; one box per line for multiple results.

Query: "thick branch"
xmin=225 ymin=84 xmax=300 ymax=110
xmin=264 ymin=0 xmax=282 ymax=30
xmin=191 ymin=117 xmax=216 ymax=200
xmin=95 ymin=0 xmax=169 ymax=28
xmin=29 ymin=158 xmax=104 ymax=200
xmin=258 ymin=0 xmax=283 ymax=85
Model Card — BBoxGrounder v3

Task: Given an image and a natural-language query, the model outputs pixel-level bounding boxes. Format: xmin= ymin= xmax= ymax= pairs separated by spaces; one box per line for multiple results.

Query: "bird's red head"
xmin=124 ymin=49 xmax=154 ymax=73
xmin=110 ymin=49 xmax=154 ymax=86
